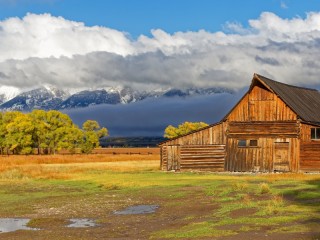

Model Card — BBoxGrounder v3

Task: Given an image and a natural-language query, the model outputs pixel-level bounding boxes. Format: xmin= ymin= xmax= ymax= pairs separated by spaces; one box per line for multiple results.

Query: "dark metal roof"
xmin=255 ymin=74 xmax=320 ymax=123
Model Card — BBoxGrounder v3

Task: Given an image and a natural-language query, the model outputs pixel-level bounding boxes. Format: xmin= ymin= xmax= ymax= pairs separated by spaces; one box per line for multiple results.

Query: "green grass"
xmin=151 ymin=221 xmax=236 ymax=239
xmin=0 ymin=159 xmax=318 ymax=239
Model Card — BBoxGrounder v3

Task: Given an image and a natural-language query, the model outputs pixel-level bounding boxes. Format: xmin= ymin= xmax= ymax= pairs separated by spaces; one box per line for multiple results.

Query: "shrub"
xmin=259 ymin=183 xmax=271 ymax=194
xmin=232 ymin=182 xmax=249 ymax=191
xmin=266 ymin=195 xmax=285 ymax=214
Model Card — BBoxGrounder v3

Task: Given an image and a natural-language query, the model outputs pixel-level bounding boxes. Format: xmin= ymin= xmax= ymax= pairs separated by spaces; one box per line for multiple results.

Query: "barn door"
xmin=167 ymin=146 xmax=180 ymax=171
xmin=273 ymin=142 xmax=290 ymax=172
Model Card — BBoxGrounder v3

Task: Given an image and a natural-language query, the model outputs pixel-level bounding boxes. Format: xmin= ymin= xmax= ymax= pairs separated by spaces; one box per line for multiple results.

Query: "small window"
xmin=238 ymin=139 xmax=258 ymax=147
xmin=311 ymin=128 xmax=320 ymax=139
xmin=238 ymin=140 xmax=247 ymax=147
xmin=249 ymin=140 xmax=258 ymax=146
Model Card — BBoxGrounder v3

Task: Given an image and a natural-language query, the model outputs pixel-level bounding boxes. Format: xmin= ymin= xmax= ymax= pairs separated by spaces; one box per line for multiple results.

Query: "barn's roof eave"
xmin=158 ymin=120 xmax=224 ymax=146
xmin=223 ymin=73 xmax=320 ymax=122
xmin=255 ymin=74 xmax=320 ymax=122
xmin=300 ymin=120 xmax=320 ymax=127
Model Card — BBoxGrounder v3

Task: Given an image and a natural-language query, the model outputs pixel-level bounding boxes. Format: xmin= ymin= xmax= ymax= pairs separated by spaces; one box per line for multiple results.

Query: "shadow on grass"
xmin=282 ymin=177 xmax=320 ymax=239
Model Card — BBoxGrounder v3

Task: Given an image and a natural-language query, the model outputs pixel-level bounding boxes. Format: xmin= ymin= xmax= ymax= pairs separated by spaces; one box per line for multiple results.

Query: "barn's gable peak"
xmin=253 ymin=73 xmax=320 ymax=123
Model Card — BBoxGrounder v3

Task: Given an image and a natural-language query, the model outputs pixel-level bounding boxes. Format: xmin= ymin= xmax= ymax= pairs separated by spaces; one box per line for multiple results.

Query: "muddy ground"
xmin=1 ymin=184 xmax=319 ymax=240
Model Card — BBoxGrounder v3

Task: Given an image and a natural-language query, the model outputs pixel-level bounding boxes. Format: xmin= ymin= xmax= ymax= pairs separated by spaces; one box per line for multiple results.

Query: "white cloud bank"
xmin=1 ymin=12 xmax=320 ymax=91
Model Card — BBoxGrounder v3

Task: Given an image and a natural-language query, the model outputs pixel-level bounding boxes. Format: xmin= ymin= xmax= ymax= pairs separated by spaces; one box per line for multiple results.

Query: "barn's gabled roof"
xmin=255 ymin=74 xmax=320 ymax=123
xmin=159 ymin=73 xmax=320 ymax=145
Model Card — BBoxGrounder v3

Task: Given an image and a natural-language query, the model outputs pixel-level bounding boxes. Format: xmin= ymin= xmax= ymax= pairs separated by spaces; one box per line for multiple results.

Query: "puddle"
xmin=0 ymin=218 xmax=38 ymax=233
xmin=67 ymin=218 xmax=97 ymax=228
xmin=114 ymin=205 xmax=159 ymax=215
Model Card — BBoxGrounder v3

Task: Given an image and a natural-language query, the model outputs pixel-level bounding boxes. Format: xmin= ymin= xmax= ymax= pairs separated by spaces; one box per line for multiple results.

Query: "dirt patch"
xmin=229 ymin=208 xmax=257 ymax=218
xmin=251 ymin=193 xmax=272 ymax=201
xmin=217 ymin=224 xmax=246 ymax=231
xmin=218 ymin=231 xmax=320 ymax=240
xmin=2 ymin=185 xmax=218 ymax=239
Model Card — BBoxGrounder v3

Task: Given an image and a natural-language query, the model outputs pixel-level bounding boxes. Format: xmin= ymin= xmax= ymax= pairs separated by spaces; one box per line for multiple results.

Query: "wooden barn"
xmin=159 ymin=73 xmax=320 ymax=172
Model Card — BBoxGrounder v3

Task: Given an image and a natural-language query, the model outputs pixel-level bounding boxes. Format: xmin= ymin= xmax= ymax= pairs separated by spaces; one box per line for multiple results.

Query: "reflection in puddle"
xmin=0 ymin=218 xmax=38 ymax=233
xmin=67 ymin=218 xmax=97 ymax=228
xmin=114 ymin=205 xmax=159 ymax=215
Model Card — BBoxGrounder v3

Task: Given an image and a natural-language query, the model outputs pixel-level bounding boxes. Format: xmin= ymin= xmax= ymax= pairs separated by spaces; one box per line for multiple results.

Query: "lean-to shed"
xmin=159 ymin=73 xmax=320 ymax=172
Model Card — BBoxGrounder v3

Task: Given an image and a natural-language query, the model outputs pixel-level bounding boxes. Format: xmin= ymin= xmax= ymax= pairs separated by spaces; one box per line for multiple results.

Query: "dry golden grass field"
xmin=0 ymin=152 xmax=319 ymax=239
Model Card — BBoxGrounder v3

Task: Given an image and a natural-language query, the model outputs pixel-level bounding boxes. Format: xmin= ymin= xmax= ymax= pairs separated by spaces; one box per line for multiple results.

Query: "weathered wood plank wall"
xmin=300 ymin=142 xmax=320 ymax=171
xmin=227 ymin=121 xmax=299 ymax=138
xmin=300 ymin=123 xmax=313 ymax=142
xmin=224 ymin=82 xmax=300 ymax=172
xmin=226 ymin=120 xmax=300 ymax=172
xmin=227 ymin=84 xmax=297 ymax=122
xmin=160 ymin=79 xmax=320 ymax=173
xmin=160 ymin=146 xmax=167 ymax=170
xmin=179 ymin=145 xmax=225 ymax=171
xmin=160 ymin=145 xmax=225 ymax=171
xmin=226 ymin=137 xmax=299 ymax=172
xmin=160 ymin=123 xmax=226 ymax=171
xmin=161 ymin=122 xmax=226 ymax=146
xmin=299 ymin=123 xmax=320 ymax=171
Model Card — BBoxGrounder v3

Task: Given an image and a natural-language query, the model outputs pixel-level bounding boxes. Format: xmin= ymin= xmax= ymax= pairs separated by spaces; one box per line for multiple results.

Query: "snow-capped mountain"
xmin=0 ymin=86 xmax=21 ymax=104
xmin=0 ymin=87 xmax=69 ymax=111
xmin=0 ymin=85 xmax=233 ymax=111
xmin=59 ymin=89 xmax=121 ymax=109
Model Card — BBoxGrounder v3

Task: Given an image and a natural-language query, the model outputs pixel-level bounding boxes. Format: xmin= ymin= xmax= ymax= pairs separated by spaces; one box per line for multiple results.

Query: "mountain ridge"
xmin=0 ymin=85 xmax=233 ymax=111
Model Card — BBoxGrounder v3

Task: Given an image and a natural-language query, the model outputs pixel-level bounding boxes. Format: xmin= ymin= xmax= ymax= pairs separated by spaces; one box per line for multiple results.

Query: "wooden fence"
xmin=30 ymin=147 xmax=160 ymax=155
xmin=91 ymin=147 xmax=159 ymax=155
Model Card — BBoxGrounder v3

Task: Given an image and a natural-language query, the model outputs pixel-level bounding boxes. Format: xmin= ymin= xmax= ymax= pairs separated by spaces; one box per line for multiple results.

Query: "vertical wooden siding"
xmin=227 ymin=85 xmax=297 ymax=121
xmin=226 ymin=137 xmax=299 ymax=172
xmin=300 ymin=123 xmax=312 ymax=142
xmin=224 ymin=84 xmax=299 ymax=172
xmin=226 ymin=121 xmax=299 ymax=172
xmin=161 ymin=122 xmax=226 ymax=146
xmin=300 ymin=142 xmax=320 ymax=171
xmin=160 ymin=146 xmax=167 ymax=170
xmin=299 ymin=123 xmax=320 ymax=171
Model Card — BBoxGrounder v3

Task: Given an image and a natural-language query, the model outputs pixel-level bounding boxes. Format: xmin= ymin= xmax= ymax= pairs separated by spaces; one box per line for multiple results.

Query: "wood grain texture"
xmin=300 ymin=142 xmax=320 ymax=171
xmin=227 ymin=84 xmax=297 ymax=122
xmin=161 ymin=122 xmax=226 ymax=146
xmin=160 ymin=77 xmax=320 ymax=173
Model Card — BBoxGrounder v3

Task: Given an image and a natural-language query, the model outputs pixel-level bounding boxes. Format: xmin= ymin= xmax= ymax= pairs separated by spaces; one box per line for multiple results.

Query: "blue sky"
xmin=1 ymin=0 xmax=320 ymax=135
xmin=0 ymin=0 xmax=319 ymax=37
xmin=1 ymin=0 xmax=320 ymax=90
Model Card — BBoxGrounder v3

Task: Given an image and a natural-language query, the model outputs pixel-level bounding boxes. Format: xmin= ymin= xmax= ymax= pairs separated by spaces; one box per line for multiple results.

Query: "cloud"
xmin=0 ymin=13 xmax=134 ymax=61
xmin=255 ymin=56 xmax=281 ymax=66
xmin=1 ymin=12 xmax=320 ymax=91
xmin=64 ymin=92 xmax=243 ymax=136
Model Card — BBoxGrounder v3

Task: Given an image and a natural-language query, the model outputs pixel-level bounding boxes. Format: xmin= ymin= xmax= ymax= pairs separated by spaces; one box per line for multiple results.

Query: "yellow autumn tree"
xmin=0 ymin=110 xmax=108 ymax=155
xmin=164 ymin=121 xmax=209 ymax=139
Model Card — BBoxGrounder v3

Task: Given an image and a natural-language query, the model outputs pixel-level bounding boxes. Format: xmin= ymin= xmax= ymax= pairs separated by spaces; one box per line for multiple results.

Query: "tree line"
xmin=0 ymin=110 xmax=108 ymax=155
xmin=164 ymin=121 xmax=208 ymax=139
